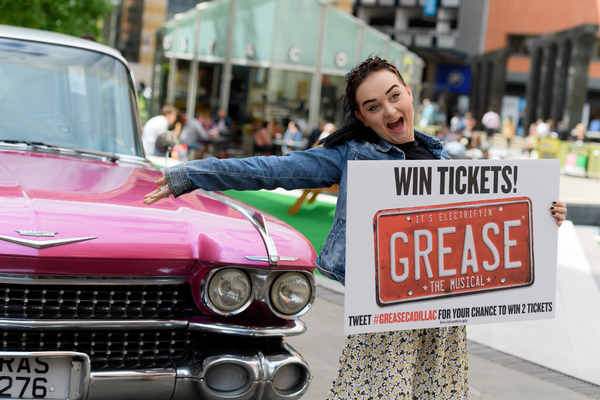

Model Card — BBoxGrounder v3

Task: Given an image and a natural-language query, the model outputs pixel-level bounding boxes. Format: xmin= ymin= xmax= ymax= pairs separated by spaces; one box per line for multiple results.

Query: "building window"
xmin=593 ymin=39 xmax=600 ymax=60
xmin=115 ymin=0 xmax=144 ymax=63
xmin=166 ymin=0 xmax=209 ymax=21
xmin=370 ymin=16 xmax=395 ymax=26
xmin=508 ymin=35 xmax=536 ymax=56
xmin=408 ymin=17 xmax=437 ymax=29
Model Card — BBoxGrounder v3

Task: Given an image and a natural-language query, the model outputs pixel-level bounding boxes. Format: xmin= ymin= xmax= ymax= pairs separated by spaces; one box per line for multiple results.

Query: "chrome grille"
xmin=0 ymin=330 xmax=191 ymax=369
xmin=0 ymin=283 xmax=190 ymax=319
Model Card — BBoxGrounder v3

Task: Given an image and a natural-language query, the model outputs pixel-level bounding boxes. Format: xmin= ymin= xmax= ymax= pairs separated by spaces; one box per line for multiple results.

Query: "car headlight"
xmin=207 ymin=269 xmax=252 ymax=313
xmin=270 ymin=272 xmax=311 ymax=315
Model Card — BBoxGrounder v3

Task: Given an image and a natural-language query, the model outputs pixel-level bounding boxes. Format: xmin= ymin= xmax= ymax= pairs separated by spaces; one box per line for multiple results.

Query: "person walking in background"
xmin=502 ymin=116 xmax=516 ymax=149
xmin=481 ymin=107 xmax=500 ymax=136
xmin=450 ymin=112 xmax=461 ymax=133
xmin=144 ymin=56 xmax=567 ymax=399
xmin=142 ymin=105 xmax=180 ymax=156
xmin=419 ymin=98 xmax=434 ymax=128
xmin=524 ymin=122 xmax=540 ymax=156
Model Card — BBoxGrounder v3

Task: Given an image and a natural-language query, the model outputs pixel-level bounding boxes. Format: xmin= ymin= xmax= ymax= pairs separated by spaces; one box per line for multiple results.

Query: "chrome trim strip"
xmin=0 ymin=234 xmax=98 ymax=249
xmin=0 ymin=319 xmax=188 ymax=330
xmin=0 ymin=274 xmax=187 ymax=285
xmin=245 ymin=256 xmax=298 ymax=262
xmin=200 ymin=190 xmax=281 ymax=266
xmin=88 ymin=368 xmax=175 ymax=400
xmin=189 ymin=318 xmax=306 ymax=337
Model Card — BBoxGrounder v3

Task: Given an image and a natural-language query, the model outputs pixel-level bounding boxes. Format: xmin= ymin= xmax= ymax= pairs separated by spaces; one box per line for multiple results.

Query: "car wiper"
xmin=0 ymin=140 xmax=120 ymax=162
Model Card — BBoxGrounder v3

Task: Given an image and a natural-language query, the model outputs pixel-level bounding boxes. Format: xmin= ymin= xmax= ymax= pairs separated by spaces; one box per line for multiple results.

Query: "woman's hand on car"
xmin=143 ymin=176 xmax=171 ymax=205
xmin=550 ymin=200 xmax=567 ymax=227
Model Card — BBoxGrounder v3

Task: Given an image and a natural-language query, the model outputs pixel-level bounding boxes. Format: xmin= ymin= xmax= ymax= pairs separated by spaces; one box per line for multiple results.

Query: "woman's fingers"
xmin=155 ymin=176 xmax=167 ymax=187
xmin=550 ymin=200 xmax=567 ymax=227
xmin=143 ymin=176 xmax=171 ymax=205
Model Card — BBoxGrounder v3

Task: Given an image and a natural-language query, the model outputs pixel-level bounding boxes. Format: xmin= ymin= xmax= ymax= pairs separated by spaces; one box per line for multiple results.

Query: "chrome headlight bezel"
xmin=201 ymin=267 xmax=316 ymax=319
xmin=203 ymin=268 xmax=253 ymax=316
xmin=267 ymin=271 xmax=316 ymax=319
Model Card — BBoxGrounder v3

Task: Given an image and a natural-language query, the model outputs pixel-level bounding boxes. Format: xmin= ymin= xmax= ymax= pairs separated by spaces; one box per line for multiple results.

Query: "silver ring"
xmin=160 ymin=184 xmax=169 ymax=199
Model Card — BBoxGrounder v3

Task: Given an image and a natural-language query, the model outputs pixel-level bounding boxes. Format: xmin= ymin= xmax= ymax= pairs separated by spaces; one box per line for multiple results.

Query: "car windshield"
xmin=0 ymin=37 xmax=140 ymax=157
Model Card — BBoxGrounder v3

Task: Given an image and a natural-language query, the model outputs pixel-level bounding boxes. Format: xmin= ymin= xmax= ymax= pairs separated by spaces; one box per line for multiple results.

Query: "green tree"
xmin=0 ymin=0 xmax=113 ymax=40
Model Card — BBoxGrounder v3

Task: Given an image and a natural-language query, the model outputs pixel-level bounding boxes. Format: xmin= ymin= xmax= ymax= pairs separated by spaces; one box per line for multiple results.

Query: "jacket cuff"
xmin=165 ymin=163 xmax=193 ymax=198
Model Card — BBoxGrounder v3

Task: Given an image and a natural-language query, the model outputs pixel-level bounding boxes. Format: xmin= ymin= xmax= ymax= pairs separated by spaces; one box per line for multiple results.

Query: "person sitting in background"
xmin=180 ymin=114 xmax=215 ymax=160
xmin=589 ymin=116 xmax=600 ymax=132
xmin=316 ymin=123 xmax=336 ymax=145
xmin=536 ymin=118 xmax=550 ymax=138
xmin=212 ymin=109 xmax=233 ymax=158
xmin=281 ymin=121 xmax=303 ymax=153
xmin=306 ymin=120 xmax=326 ymax=150
xmin=253 ymin=121 xmax=275 ymax=155
xmin=555 ymin=121 xmax=569 ymax=141
xmin=571 ymin=123 xmax=588 ymax=142
xmin=142 ymin=105 xmax=180 ymax=156
xmin=213 ymin=109 xmax=233 ymax=136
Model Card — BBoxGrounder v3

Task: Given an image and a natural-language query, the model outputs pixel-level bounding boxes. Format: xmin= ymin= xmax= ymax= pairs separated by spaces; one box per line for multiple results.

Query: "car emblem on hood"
xmin=15 ymin=230 xmax=58 ymax=237
xmin=0 ymin=233 xmax=97 ymax=249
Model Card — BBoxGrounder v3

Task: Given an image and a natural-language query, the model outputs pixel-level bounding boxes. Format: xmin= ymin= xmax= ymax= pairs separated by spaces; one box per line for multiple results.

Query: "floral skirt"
xmin=326 ymin=326 xmax=468 ymax=400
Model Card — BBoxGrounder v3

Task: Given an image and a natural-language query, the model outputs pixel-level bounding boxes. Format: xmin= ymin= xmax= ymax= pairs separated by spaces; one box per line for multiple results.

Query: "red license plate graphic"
xmin=374 ymin=197 xmax=534 ymax=306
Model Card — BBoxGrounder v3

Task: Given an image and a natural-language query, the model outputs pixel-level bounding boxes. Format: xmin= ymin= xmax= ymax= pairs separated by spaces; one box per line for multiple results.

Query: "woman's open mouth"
xmin=387 ymin=116 xmax=405 ymax=133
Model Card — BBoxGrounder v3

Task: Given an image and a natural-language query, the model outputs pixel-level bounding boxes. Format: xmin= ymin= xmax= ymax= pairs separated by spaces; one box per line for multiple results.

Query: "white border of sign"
xmin=345 ymin=159 xmax=560 ymax=334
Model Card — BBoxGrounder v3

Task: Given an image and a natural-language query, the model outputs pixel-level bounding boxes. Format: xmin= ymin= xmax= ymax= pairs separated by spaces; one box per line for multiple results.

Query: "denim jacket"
xmin=165 ymin=129 xmax=450 ymax=285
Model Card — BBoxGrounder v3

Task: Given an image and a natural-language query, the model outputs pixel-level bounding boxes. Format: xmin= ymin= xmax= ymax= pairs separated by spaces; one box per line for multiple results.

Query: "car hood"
xmin=0 ymin=150 xmax=316 ymax=270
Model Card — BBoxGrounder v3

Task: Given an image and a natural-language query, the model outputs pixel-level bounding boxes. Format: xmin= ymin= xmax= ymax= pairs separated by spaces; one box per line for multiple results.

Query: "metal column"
xmin=218 ymin=0 xmax=237 ymax=113
xmin=185 ymin=5 xmax=205 ymax=120
xmin=166 ymin=14 xmax=182 ymax=107
xmin=307 ymin=2 xmax=328 ymax=133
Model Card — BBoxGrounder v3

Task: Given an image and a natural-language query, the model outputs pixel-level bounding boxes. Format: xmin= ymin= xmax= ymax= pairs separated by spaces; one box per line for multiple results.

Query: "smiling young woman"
xmin=354 ymin=69 xmax=415 ymax=145
xmin=144 ymin=56 xmax=568 ymax=399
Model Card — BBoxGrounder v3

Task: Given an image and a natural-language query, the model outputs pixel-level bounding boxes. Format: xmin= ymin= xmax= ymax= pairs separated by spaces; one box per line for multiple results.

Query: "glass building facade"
xmin=151 ymin=0 xmax=424 ymax=134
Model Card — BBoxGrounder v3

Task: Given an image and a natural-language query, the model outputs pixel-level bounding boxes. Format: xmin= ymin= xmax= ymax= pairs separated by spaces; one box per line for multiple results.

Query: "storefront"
xmin=150 ymin=0 xmax=424 ymax=134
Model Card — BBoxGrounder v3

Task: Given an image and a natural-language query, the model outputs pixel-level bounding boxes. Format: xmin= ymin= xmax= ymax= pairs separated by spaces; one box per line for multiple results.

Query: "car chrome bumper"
xmin=86 ymin=342 xmax=311 ymax=400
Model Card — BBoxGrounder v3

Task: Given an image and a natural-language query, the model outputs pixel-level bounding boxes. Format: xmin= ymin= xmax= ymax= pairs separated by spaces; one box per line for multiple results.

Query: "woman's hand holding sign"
xmin=550 ymin=200 xmax=567 ymax=227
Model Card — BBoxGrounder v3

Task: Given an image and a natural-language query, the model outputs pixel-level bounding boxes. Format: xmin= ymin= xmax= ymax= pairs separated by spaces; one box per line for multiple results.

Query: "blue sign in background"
xmin=423 ymin=0 xmax=438 ymax=16
xmin=435 ymin=64 xmax=471 ymax=94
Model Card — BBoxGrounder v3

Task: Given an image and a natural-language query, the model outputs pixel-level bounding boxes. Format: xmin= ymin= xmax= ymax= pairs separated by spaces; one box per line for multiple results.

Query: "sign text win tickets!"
xmin=345 ymin=160 xmax=560 ymax=334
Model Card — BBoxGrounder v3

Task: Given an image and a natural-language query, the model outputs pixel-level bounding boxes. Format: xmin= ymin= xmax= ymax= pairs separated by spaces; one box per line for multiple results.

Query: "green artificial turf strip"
xmin=223 ymin=190 xmax=336 ymax=255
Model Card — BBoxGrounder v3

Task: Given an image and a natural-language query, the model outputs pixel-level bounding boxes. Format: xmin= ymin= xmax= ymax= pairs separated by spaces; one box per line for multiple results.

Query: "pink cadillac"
xmin=0 ymin=25 xmax=317 ymax=400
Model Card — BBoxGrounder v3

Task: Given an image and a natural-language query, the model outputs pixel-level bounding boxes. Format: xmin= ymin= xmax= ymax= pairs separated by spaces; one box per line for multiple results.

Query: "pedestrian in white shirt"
xmin=142 ymin=106 xmax=179 ymax=156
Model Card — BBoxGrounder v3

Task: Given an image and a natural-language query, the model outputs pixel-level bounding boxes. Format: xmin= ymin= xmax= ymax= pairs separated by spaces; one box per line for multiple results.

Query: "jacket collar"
xmin=369 ymin=128 xmax=445 ymax=153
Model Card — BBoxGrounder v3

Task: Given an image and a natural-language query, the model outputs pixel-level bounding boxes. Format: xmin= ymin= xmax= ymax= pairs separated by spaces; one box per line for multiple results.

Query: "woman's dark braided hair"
xmin=321 ymin=56 xmax=407 ymax=147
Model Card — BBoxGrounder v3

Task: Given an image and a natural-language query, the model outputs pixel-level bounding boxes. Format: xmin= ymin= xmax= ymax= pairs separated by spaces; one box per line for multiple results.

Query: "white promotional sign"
xmin=345 ymin=159 xmax=560 ymax=334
